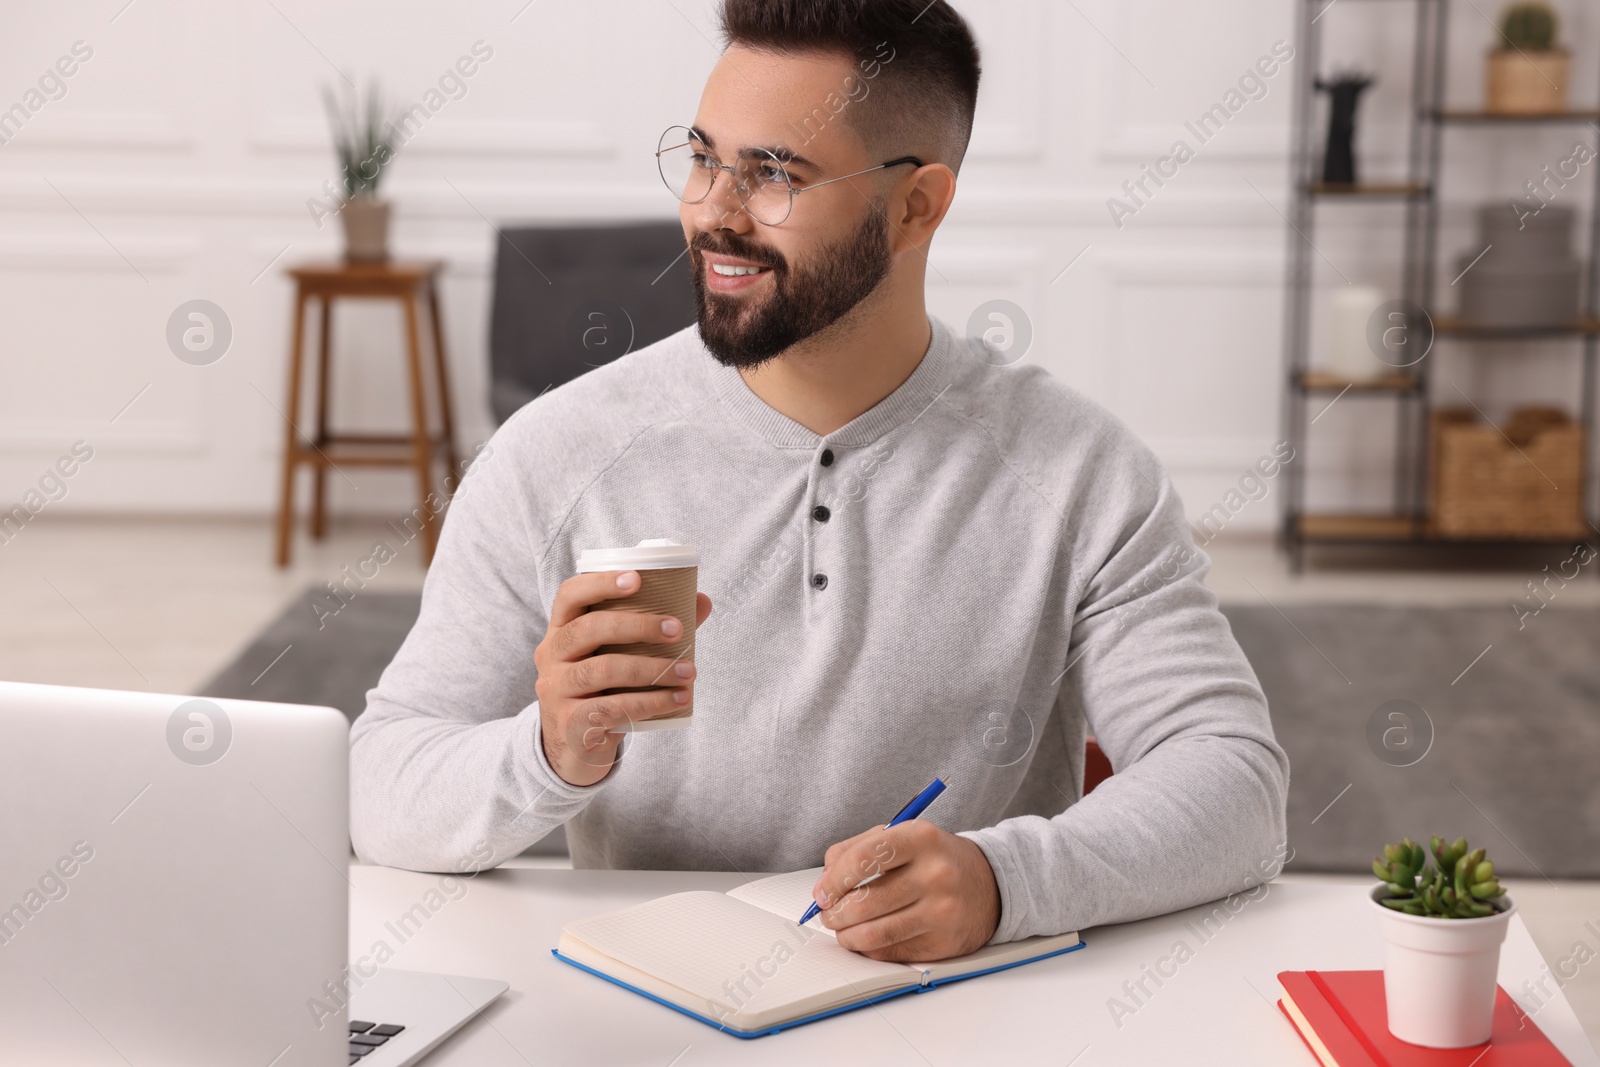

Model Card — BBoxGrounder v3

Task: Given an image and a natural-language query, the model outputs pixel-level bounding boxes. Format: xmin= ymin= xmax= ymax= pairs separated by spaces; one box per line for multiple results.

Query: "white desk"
xmin=349 ymin=863 xmax=1599 ymax=1065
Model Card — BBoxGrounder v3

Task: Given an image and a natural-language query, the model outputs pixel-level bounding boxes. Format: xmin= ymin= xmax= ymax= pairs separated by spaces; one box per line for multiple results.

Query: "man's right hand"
xmin=534 ymin=569 xmax=711 ymax=787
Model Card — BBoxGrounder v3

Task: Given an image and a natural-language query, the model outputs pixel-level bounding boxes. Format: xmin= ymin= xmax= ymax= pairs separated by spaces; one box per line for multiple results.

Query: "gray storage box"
xmin=1457 ymin=256 xmax=1582 ymax=329
xmin=1455 ymin=203 xmax=1584 ymax=329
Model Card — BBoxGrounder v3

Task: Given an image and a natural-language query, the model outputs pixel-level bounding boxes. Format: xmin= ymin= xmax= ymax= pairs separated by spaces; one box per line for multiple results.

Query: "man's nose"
xmin=692 ymin=166 xmax=755 ymax=234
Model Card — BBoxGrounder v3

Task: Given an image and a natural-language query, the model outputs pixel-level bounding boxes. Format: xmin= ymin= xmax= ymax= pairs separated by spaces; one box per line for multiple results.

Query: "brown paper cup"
xmin=576 ymin=541 xmax=698 ymax=733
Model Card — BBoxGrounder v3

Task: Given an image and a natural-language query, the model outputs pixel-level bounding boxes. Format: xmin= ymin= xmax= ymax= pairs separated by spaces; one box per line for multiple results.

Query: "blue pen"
xmin=798 ymin=776 xmax=949 ymax=926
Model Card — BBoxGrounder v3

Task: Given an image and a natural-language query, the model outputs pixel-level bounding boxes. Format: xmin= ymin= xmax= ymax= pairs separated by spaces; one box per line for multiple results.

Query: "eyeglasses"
xmin=656 ymin=124 xmax=923 ymax=226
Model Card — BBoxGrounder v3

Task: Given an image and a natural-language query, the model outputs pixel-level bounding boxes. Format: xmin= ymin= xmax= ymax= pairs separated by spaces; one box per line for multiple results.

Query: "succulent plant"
xmin=1499 ymin=2 xmax=1558 ymax=52
xmin=1372 ymin=835 xmax=1506 ymax=918
xmin=320 ymin=80 xmax=400 ymax=200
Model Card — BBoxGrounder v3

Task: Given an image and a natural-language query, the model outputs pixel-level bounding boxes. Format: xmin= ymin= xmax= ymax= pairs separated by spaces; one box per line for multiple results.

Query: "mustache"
xmin=690 ymin=231 xmax=784 ymax=271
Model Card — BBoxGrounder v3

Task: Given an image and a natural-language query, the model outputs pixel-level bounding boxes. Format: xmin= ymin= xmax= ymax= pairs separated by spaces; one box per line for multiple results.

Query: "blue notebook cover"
xmin=552 ymin=936 xmax=1087 ymax=1039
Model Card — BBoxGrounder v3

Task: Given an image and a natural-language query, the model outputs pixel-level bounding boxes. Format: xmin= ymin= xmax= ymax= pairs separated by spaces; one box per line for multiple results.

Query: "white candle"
xmin=1323 ymin=285 xmax=1387 ymax=381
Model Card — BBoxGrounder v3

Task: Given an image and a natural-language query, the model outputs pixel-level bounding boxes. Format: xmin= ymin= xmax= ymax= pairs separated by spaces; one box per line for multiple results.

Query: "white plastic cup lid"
xmin=576 ymin=538 xmax=700 ymax=572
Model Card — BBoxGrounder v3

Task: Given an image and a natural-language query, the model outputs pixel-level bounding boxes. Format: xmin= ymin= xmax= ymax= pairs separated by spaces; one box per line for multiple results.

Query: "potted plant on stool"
xmin=1486 ymin=2 xmax=1569 ymax=114
xmin=1370 ymin=836 xmax=1513 ymax=1048
xmin=321 ymin=81 xmax=400 ymax=262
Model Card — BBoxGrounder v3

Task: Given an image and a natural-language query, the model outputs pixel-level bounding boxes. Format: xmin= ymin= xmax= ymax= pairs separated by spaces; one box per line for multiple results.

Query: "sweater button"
xmin=820 ymin=448 xmax=834 ymax=467
xmin=812 ymin=572 xmax=828 ymax=590
xmin=812 ymin=505 xmax=830 ymax=522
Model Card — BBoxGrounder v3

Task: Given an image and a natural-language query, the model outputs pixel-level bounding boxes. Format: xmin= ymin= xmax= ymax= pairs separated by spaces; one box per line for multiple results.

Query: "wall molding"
xmin=0 ymin=238 xmax=208 ymax=455
xmin=246 ymin=115 xmax=614 ymax=158
xmin=0 ymin=233 xmax=201 ymax=269
xmin=0 ymin=110 xmax=193 ymax=151
xmin=0 ymin=174 xmax=1455 ymax=228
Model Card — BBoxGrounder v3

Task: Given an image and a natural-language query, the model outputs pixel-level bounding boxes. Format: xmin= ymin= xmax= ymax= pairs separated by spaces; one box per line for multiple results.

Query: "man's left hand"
xmin=810 ymin=821 xmax=1001 ymax=962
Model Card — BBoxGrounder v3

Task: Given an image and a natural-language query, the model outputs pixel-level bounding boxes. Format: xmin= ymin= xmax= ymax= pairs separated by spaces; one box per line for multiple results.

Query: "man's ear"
xmin=888 ymin=164 xmax=957 ymax=254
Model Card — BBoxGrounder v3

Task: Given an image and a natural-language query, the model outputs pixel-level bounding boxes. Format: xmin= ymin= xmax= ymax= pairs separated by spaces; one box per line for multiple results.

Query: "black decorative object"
xmin=1314 ymin=71 xmax=1374 ymax=185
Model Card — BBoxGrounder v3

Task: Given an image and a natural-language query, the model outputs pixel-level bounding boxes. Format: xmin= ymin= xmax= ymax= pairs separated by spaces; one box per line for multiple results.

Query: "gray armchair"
xmin=488 ymin=221 xmax=697 ymax=425
xmin=488 ymin=221 xmax=696 ymax=857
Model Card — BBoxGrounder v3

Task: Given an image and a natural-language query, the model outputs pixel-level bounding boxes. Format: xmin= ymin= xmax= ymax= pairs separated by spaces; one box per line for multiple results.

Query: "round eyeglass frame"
xmin=656 ymin=124 xmax=923 ymax=226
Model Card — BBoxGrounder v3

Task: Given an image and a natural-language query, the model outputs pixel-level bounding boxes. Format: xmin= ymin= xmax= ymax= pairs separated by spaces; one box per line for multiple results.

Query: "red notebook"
xmin=1277 ymin=970 xmax=1572 ymax=1066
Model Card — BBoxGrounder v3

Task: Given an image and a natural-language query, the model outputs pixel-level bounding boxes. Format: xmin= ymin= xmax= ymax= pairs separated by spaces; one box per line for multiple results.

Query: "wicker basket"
xmin=1429 ymin=406 xmax=1586 ymax=539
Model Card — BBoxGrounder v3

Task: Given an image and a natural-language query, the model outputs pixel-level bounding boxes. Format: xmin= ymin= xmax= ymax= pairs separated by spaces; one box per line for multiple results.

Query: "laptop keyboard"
xmin=348 ymin=1021 xmax=407 ymax=1064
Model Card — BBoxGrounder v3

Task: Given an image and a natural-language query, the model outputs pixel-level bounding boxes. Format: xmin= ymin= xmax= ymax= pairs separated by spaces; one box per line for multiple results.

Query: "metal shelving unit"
xmin=1279 ymin=0 xmax=1600 ymax=571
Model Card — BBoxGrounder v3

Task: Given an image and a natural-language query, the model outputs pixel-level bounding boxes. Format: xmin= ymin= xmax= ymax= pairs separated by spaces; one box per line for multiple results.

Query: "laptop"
xmin=0 ymin=681 xmax=507 ymax=1066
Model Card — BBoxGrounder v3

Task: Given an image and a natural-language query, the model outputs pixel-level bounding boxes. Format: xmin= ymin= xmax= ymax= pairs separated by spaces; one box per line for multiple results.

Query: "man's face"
xmin=682 ymin=45 xmax=894 ymax=370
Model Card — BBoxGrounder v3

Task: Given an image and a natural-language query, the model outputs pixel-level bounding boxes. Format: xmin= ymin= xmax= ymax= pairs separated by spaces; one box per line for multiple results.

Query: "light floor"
xmin=2 ymin=517 xmax=1596 ymax=1050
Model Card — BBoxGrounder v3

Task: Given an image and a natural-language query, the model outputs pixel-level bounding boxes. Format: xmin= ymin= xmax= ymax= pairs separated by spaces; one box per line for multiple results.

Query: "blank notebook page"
xmin=727 ymin=868 xmax=1083 ymax=981
xmin=563 ymin=890 xmax=912 ymax=1015
xmin=726 ymin=868 xmax=833 ymax=936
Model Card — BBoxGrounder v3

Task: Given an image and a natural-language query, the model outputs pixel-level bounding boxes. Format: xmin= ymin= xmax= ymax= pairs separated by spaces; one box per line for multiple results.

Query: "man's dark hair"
xmin=718 ymin=0 xmax=982 ymax=175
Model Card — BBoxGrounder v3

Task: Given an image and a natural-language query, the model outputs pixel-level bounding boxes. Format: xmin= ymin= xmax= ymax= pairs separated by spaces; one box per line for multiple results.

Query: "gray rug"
xmin=201 ymin=590 xmax=420 ymax=721
xmin=1226 ymin=603 xmax=1599 ymax=880
xmin=203 ymin=590 xmax=1598 ymax=878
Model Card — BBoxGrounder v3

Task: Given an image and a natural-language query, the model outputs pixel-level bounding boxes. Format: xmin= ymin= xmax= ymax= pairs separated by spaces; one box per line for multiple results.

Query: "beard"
xmin=689 ymin=203 xmax=893 ymax=371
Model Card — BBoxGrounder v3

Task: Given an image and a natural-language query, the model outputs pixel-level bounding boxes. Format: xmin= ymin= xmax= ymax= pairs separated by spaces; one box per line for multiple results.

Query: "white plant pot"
xmin=340 ymin=196 xmax=391 ymax=262
xmin=1370 ymin=885 xmax=1514 ymax=1048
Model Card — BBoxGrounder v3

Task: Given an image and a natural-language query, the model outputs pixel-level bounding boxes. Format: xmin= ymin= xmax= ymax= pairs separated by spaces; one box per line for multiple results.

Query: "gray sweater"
xmin=349 ymin=314 xmax=1290 ymax=944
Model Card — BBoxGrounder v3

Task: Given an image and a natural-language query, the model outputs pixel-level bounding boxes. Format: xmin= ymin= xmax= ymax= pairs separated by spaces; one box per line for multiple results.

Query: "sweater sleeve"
xmin=958 ymin=436 xmax=1291 ymax=943
xmin=347 ymin=431 xmax=619 ymax=874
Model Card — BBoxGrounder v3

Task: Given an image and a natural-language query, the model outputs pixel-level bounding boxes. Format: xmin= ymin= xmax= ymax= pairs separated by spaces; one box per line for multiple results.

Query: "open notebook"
xmin=552 ymin=867 xmax=1086 ymax=1037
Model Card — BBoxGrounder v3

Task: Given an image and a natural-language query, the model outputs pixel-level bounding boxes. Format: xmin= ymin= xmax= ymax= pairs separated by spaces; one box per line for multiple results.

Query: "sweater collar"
xmin=703 ymin=314 xmax=959 ymax=449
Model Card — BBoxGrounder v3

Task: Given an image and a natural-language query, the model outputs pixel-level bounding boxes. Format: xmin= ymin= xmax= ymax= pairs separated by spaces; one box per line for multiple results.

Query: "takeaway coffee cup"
xmin=575 ymin=538 xmax=699 ymax=732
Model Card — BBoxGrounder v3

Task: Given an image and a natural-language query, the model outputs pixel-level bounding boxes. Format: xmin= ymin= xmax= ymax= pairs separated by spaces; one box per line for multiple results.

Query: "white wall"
xmin=1 ymin=0 xmax=1594 ymax=528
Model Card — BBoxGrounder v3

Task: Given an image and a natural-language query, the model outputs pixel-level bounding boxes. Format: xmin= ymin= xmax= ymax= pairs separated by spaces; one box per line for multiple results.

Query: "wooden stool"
xmin=274 ymin=259 xmax=458 ymax=567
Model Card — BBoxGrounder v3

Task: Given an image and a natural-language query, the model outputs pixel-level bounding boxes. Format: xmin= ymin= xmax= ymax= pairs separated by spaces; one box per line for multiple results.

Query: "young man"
xmin=350 ymin=0 xmax=1289 ymax=964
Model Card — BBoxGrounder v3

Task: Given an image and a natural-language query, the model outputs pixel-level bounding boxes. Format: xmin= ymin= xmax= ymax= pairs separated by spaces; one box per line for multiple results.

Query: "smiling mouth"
xmin=701 ymin=253 xmax=777 ymax=294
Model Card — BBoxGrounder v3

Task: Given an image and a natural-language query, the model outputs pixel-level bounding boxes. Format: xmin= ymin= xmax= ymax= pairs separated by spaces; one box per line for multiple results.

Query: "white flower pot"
xmin=340 ymin=196 xmax=391 ymax=262
xmin=1370 ymin=885 xmax=1514 ymax=1048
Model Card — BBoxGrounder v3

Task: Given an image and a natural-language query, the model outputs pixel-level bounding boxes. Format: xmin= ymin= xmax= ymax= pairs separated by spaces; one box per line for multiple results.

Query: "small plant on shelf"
xmin=321 ymin=80 xmax=400 ymax=201
xmin=1500 ymin=2 xmax=1557 ymax=52
xmin=1487 ymin=1 xmax=1569 ymax=114
xmin=319 ymin=80 xmax=401 ymax=261
xmin=1371 ymin=835 xmax=1505 ymax=918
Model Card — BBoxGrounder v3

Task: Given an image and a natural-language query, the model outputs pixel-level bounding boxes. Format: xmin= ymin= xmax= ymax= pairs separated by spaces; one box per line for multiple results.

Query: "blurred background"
xmin=2 ymin=0 xmax=1597 ymax=1045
